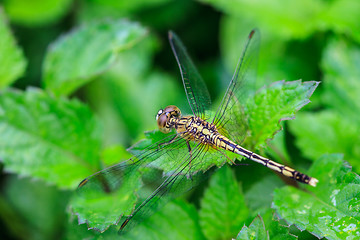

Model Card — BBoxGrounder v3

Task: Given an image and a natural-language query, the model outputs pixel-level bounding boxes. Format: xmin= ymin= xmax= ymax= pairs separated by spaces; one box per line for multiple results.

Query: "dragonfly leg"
xmin=158 ymin=134 xmax=178 ymax=149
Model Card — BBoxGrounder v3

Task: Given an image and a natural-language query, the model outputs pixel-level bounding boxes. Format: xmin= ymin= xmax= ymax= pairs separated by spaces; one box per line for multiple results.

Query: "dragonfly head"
xmin=156 ymin=105 xmax=181 ymax=133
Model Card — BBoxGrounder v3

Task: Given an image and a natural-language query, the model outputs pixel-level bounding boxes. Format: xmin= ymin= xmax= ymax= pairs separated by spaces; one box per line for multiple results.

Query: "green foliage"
xmin=322 ymin=38 xmax=360 ymax=117
xmin=86 ymin=0 xmax=171 ymax=13
xmin=0 ymin=88 xmax=102 ymax=189
xmin=71 ymin=167 xmax=141 ymax=232
xmin=0 ymin=1 xmax=359 ymax=240
xmin=121 ymin=200 xmax=204 ymax=240
xmin=43 ymin=19 xmax=148 ymax=96
xmin=199 ymin=166 xmax=248 ymax=240
xmin=246 ymin=80 xmax=319 ymax=150
xmin=289 ymin=37 xmax=360 ymax=172
xmin=273 ymin=154 xmax=360 ymax=239
xmin=236 ymin=209 xmax=298 ymax=240
xmin=237 ymin=215 xmax=268 ymax=240
xmin=3 ymin=0 xmax=72 ymax=26
xmin=0 ymin=8 xmax=26 ymax=89
xmin=201 ymin=0 xmax=360 ymax=41
xmin=67 ymin=200 xmax=204 ymax=240
xmin=2 ymin=176 xmax=70 ymax=239
xmin=290 ymin=111 xmax=360 ymax=167
xmin=244 ymin=175 xmax=284 ymax=212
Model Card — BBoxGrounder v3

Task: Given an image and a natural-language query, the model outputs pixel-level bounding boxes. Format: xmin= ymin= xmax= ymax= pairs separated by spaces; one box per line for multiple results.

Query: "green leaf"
xmin=200 ymin=0 xmax=322 ymax=39
xmin=72 ymin=130 xmax=221 ymax=233
xmin=88 ymin=68 xmax=182 ymax=144
xmin=86 ymin=0 xmax=171 ymax=13
xmin=101 ymin=144 xmax=132 ymax=167
xmin=0 ymin=88 xmax=102 ymax=189
xmin=237 ymin=210 xmax=297 ymax=240
xmin=245 ymin=80 xmax=319 ymax=150
xmin=321 ymin=37 xmax=360 ymax=120
xmin=273 ymin=154 xmax=360 ymax=239
xmin=261 ymin=210 xmax=297 ymax=240
xmin=201 ymin=0 xmax=360 ymax=42
xmin=68 ymin=200 xmax=203 ymax=240
xmin=322 ymin=0 xmax=360 ymax=44
xmin=245 ymin=175 xmax=284 ymax=212
xmin=289 ymin=111 xmax=360 ymax=170
xmin=3 ymin=0 xmax=72 ymax=26
xmin=220 ymin=16 xmax=320 ymax=90
xmin=71 ymin=167 xmax=141 ymax=232
xmin=237 ymin=215 xmax=269 ymax=240
xmin=291 ymin=35 xmax=360 ymax=172
xmin=199 ymin=166 xmax=249 ymax=240
xmin=65 ymin=217 xmax=123 ymax=240
xmin=121 ymin=200 xmax=204 ymax=240
xmin=43 ymin=19 xmax=148 ymax=96
xmin=0 ymin=9 xmax=27 ymax=89
xmin=82 ymin=33 xmax=162 ymax=144
xmin=3 ymin=176 xmax=70 ymax=240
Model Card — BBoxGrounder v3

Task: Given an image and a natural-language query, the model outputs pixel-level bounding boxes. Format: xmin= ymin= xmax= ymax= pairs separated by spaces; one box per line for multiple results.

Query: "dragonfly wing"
xmin=77 ymin=159 xmax=140 ymax=197
xmin=169 ymin=31 xmax=211 ymax=118
xmin=76 ymin=132 xmax=216 ymax=233
xmin=77 ymin=132 xmax=182 ymax=195
xmin=119 ymin=143 xmax=216 ymax=234
xmin=75 ymin=132 xmax=191 ymax=229
xmin=212 ymin=29 xmax=260 ymax=144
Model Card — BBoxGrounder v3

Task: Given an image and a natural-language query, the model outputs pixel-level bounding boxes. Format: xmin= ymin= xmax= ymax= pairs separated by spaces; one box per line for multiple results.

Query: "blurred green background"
xmin=0 ymin=0 xmax=359 ymax=239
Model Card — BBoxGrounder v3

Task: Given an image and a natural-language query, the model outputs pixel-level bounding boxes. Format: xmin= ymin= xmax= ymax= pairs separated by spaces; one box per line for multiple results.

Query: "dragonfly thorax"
xmin=156 ymin=105 xmax=181 ymax=133
xmin=182 ymin=117 xmax=219 ymax=144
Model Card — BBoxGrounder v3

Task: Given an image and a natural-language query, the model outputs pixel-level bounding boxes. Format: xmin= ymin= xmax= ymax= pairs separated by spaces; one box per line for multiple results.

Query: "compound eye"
xmin=163 ymin=105 xmax=181 ymax=118
xmin=157 ymin=114 xmax=168 ymax=130
xmin=156 ymin=109 xmax=163 ymax=120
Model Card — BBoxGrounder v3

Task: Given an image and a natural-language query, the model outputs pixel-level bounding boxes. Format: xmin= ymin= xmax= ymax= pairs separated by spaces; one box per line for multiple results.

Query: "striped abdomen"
xmin=212 ymin=134 xmax=318 ymax=186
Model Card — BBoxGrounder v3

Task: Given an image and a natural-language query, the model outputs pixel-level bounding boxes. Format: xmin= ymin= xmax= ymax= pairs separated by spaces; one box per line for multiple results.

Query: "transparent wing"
xmin=119 ymin=143 xmax=217 ymax=235
xmin=76 ymin=132 xmax=219 ymax=233
xmin=212 ymin=29 xmax=260 ymax=144
xmin=77 ymin=132 xmax=183 ymax=195
xmin=169 ymin=31 xmax=211 ymax=118
xmin=76 ymin=132 xmax=186 ymax=229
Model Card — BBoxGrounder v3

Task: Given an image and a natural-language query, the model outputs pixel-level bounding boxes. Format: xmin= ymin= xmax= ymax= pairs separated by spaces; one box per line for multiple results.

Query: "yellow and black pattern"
xmin=166 ymin=114 xmax=318 ymax=187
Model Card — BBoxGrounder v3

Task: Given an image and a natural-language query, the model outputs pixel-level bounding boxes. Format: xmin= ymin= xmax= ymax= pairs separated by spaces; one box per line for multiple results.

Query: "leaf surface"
xmin=200 ymin=0 xmax=360 ymax=41
xmin=236 ymin=210 xmax=298 ymax=240
xmin=199 ymin=166 xmax=249 ymax=240
xmin=237 ymin=215 xmax=268 ymax=240
xmin=0 ymin=9 xmax=27 ymax=89
xmin=43 ymin=19 xmax=148 ymax=96
xmin=0 ymin=88 xmax=102 ymax=189
xmin=68 ymin=200 xmax=203 ymax=240
xmin=4 ymin=0 xmax=72 ymax=26
xmin=245 ymin=80 xmax=319 ymax=150
xmin=290 ymin=38 xmax=360 ymax=170
xmin=273 ymin=154 xmax=360 ymax=239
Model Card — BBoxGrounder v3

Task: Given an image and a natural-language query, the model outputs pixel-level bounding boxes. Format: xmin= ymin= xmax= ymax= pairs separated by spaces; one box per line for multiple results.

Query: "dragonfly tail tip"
xmin=309 ymin=177 xmax=319 ymax=187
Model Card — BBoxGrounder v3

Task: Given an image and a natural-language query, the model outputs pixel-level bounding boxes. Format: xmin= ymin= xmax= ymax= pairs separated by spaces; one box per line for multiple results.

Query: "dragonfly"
xmin=77 ymin=29 xmax=318 ymax=234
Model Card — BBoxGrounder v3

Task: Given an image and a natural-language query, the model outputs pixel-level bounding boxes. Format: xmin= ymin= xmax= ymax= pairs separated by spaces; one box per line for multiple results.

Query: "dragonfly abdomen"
xmin=175 ymin=117 xmax=318 ymax=187
xmin=212 ymin=134 xmax=318 ymax=186
xmin=247 ymin=151 xmax=318 ymax=186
